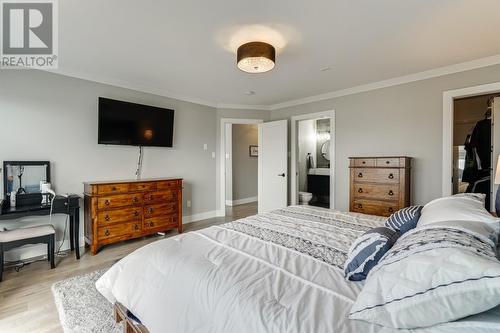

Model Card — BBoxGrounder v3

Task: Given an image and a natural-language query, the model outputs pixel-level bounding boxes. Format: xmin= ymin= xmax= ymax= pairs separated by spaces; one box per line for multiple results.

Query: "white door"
xmin=492 ymin=97 xmax=500 ymax=209
xmin=258 ymin=120 xmax=288 ymax=213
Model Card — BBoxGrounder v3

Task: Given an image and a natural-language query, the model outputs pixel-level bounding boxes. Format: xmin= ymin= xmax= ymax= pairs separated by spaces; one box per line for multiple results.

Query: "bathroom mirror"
xmin=3 ymin=161 xmax=50 ymax=196
xmin=321 ymin=140 xmax=331 ymax=161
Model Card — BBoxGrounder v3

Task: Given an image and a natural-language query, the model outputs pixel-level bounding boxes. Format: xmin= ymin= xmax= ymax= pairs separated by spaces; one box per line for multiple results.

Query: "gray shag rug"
xmin=52 ymin=269 xmax=122 ymax=333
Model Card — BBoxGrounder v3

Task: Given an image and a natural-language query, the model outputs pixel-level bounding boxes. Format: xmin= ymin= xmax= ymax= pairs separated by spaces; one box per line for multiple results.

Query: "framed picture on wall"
xmin=249 ymin=145 xmax=258 ymax=157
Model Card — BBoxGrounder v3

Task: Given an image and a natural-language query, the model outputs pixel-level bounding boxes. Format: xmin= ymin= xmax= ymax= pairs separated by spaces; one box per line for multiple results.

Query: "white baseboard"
xmin=229 ymin=196 xmax=258 ymax=206
xmin=225 ymin=200 xmax=233 ymax=206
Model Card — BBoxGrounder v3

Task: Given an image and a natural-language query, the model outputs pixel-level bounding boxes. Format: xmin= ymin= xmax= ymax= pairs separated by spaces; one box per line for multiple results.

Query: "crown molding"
xmin=42 ymin=54 xmax=500 ymax=112
xmin=267 ymin=54 xmax=500 ymax=110
xmin=43 ymin=68 xmax=219 ymax=108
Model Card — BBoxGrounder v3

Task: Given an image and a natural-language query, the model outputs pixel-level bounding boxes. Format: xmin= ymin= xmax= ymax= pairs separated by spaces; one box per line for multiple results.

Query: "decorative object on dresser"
xmin=349 ymin=157 xmax=411 ymax=217
xmin=84 ymin=178 xmax=182 ymax=255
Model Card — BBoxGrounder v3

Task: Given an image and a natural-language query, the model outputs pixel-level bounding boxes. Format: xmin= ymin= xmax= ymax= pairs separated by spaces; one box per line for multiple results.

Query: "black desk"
xmin=0 ymin=195 xmax=81 ymax=259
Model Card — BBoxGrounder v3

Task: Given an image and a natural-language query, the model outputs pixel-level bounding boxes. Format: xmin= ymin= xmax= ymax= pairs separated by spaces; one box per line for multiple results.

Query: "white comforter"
xmin=96 ymin=206 xmax=500 ymax=333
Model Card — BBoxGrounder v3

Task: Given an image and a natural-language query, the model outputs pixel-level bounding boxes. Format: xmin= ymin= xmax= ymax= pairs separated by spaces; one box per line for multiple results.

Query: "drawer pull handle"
xmin=134 ymin=224 xmax=139 ymax=230
xmin=388 ymin=190 xmax=394 ymax=196
xmin=134 ymin=210 xmax=139 ymax=217
xmin=357 ymin=172 xmax=363 ymax=178
xmin=386 ymin=161 xmax=390 ymax=164
xmin=105 ymin=215 xmax=110 ymax=221
xmin=104 ymin=200 xmax=110 ymax=206
xmin=357 ymin=188 xmax=363 ymax=193
xmin=357 ymin=203 xmax=363 ymax=209
xmin=104 ymin=229 xmax=110 ymax=236
xmin=150 ymin=221 xmax=154 ymax=227
xmin=388 ymin=207 xmax=394 ymax=213
xmin=362 ymin=161 xmax=366 ymax=164
xmin=149 ymin=208 xmax=154 ymax=214
xmin=133 ymin=197 xmax=139 ymax=203
xmin=388 ymin=173 xmax=394 ymax=179
xmin=112 ymin=186 xmax=117 ymax=191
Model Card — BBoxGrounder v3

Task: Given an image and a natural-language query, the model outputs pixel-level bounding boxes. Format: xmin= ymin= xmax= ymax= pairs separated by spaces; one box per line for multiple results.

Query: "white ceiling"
xmin=56 ymin=0 xmax=500 ymax=108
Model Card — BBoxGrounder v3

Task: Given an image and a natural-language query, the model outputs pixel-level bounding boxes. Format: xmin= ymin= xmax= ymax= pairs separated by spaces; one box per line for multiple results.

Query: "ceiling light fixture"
xmin=237 ymin=42 xmax=275 ymax=74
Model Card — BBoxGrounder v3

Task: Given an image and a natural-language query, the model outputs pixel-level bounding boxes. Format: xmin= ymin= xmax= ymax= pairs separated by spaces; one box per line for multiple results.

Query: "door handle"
xmin=278 ymin=173 xmax=286 ymax=177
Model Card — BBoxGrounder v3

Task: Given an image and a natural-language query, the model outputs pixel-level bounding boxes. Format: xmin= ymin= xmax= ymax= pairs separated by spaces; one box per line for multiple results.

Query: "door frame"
xmin=219 ymin=118 xmax=263 ymax=215
xmin=290 ymin=110 xmax=336 ymax=208
xmin=442 ymin=82 xmax=500 ymax=204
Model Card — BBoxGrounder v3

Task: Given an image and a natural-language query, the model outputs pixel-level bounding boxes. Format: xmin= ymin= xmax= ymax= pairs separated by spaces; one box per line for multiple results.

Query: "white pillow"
xmin=418 ymin=195 xmax=500 ymax=226
xmin=349 ymin=225 xmax=500 ymax=329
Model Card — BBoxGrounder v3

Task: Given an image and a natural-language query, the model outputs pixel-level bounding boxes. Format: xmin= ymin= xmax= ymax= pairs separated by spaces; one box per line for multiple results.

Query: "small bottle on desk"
xmin=10 ymin=191 xmax=16 ymax=207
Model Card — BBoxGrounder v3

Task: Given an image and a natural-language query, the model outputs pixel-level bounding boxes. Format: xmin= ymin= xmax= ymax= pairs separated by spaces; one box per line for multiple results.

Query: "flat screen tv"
xmin=98 ymin=97 xmax=174 ymax=147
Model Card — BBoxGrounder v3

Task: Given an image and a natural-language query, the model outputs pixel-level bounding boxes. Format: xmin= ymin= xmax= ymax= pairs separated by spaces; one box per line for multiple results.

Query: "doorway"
xmin=452 ymin=94 xmax=499 ymax=210
xmin=220 ymin=118 xmax=263 ymax=217
xmin=442 ymin=82 xmax=500 ymax=212
xmin=291 ymin=111 xmax=335 ymax=208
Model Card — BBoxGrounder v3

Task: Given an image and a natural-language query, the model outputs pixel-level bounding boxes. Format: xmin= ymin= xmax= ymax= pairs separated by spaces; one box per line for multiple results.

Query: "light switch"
xmin=203 ymin=144 xmax=208 ymax=151
xmin=212 ymin=152 xmax=216 ymax=159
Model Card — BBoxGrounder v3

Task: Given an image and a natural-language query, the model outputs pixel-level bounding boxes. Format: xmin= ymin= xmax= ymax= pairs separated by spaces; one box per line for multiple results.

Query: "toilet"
xmin=299 ymin=192 xmax=313 ymax=205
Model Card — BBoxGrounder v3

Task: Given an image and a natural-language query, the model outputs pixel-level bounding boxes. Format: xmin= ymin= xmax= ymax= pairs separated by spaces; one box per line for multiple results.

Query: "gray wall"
xmin=0 ymin=70 xmax=218 ymax=260
xmin=298 ymin=119 xmax=316 ymax=192
xmin=232 ymin=124 xmax=258 ymax=201
xmin=271 ymin=64 xmax=500 ymax=211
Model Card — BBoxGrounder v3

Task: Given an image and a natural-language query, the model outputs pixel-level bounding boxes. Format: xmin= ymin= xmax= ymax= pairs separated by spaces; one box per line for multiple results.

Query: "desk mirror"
xmin=3 ymin=161 xmax=50 ymax=196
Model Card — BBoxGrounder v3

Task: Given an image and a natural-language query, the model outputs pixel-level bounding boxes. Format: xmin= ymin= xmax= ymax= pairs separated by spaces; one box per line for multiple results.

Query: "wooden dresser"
xmin=349 ymin=157 xmax=411 ymax=217
xmin=84 ymin=178 xmax=182 ymax=255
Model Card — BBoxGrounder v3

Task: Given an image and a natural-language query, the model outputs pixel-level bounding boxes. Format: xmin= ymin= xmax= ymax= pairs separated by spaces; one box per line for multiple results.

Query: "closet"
xmin=453 ymin=94 xmax=500 ymax=211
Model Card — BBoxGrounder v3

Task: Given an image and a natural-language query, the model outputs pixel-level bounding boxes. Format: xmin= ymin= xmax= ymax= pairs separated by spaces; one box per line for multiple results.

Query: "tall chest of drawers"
xmin=84 ymin=178 xmax=182 ymax=255
xmin=349 ymin=157 xmax=411 ymax=217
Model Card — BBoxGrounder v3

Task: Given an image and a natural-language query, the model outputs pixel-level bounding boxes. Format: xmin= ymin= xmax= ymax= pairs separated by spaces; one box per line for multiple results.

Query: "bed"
xmin=96 ymin=205 xmax=500 ymax=333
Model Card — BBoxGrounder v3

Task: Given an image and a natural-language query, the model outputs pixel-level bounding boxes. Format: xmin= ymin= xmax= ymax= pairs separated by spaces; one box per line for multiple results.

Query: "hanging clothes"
xmin=461 ymin=134 xmax=476 ymax=184
xmin=462 ymin=118 xmax=491 ymax=182
xmin=470 ymin=118 xmax=491 ymax=171
xmin=463 ymin=116 xmax=491 ymax=210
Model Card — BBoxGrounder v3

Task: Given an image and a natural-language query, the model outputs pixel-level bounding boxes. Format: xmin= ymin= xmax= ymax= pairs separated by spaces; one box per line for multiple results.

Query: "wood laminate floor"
xmin=0 ymin=202 xmax=257 ymax=333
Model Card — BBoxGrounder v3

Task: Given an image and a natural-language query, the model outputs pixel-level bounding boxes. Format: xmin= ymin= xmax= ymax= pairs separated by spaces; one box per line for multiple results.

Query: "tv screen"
xmin=98 ymin=97 xmax=174 ymax=147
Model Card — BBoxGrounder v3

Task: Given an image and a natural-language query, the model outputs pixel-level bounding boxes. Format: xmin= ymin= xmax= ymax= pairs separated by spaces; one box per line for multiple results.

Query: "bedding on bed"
xmin=95 ymin=206 xmax=500 ymax=333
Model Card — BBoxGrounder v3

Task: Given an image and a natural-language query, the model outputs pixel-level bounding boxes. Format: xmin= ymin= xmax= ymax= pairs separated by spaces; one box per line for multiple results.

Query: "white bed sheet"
xmin=96 ymin=206 xmax=500 ymax=333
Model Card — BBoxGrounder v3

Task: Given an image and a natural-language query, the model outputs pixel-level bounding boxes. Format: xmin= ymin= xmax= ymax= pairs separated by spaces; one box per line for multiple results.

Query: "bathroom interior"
xmin=297 ymin=118 xmax=331 ymax=208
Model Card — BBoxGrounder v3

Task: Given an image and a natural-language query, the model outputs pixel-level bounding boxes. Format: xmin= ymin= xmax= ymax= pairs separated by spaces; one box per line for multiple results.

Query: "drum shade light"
xmin=237 ymin=42 xmax=275 ymax=73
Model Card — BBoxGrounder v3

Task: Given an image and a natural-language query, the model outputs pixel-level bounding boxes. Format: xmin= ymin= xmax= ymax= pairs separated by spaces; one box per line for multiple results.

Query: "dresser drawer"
xmin=144 ymin=202 xmax=177 ymax=218
xmin=376 ymin=158 xmax=400 ymax=168
xmin=353 ymin=183 xmax=399 ymax=201
xmin=352 ymin=158 xmax=376 ymax=167
xmin=129 ymin=182 xmax=157 ymax=192
xmin=352 ymin=168 xmax=400 ymax=184
xmin=144 ymin=215 xmax=178 ymax=231
xmin=97 ymin=221 xmax=142 ymax=240
xmin=98 ymin=193 xmax=143 ymax=210
xmin=97 ymin=183 xmax=129 ymax=195
xmin=352 ymin=199 xmax=399 ymax=217
xmin=143 ymin=190 xmax=177 ymax=204
xmin=97 ymin=207 xmax=141 ymax=226
xmin=157 ymin=180 xmax=180 ymax=191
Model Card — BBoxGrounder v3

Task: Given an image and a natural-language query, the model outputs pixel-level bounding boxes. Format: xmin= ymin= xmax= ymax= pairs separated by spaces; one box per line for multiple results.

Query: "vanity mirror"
xmin=321 ymin=140 xmax=331 ymax=161
xmin=3 ymin=161 xmax=50 ymax=197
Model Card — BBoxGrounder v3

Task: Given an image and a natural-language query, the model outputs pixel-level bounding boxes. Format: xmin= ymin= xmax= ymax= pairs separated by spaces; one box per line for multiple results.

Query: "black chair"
xmin=0 ymin=225 xmax=56 ymax=281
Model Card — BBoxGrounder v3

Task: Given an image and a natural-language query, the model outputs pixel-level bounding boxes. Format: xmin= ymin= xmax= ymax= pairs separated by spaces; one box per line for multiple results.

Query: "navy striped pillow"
xmin=385 ymin=206 xmax=423 ymax=234
xmin=344 ymin=227 xmax=399 ymax=281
